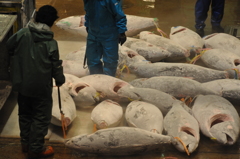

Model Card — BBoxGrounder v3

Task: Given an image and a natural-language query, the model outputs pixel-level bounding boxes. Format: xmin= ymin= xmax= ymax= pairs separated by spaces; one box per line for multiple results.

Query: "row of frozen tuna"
xmin=63 ymin=30 xmax=240 ymax=82
xmin=51 ymin=73 xmax=240 ymax=156
xmin=65 ymin=95 xmax=240 ymax=156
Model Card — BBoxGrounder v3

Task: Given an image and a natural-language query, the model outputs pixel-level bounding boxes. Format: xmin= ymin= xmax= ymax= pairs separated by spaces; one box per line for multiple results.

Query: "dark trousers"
xmin=18 ymin=93 xmax=52 ymax=153
xmin=195 ymin=0 xmax=225 ymax=29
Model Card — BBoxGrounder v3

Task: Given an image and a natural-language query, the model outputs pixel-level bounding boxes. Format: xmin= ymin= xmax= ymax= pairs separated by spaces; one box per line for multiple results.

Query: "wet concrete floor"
xmin=1 ymin=0 xmax=240 ymax=159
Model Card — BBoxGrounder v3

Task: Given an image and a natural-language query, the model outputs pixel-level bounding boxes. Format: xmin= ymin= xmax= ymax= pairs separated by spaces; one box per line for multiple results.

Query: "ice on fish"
xmin=56 ymin=15 xmax=155 ymax=37
xmin=139 ymin=31 xmax=190 ymax=61
xmin=202 ymin=79 xmax=240 ymax=100
xmin=125 ymin=100 xmax=163 ymax=134
xmin=123 ymin=37 xmax=172 ymax=62
xmin=80 ymin=74 xmax=132 ymax=101
xmin=117 ymin=85 xmax=176 ymax=116
xmin=91 ymin=99 xmax=123 ymax=129
xmin=129 ymin=76 xmax=218 ymax=98
xmin=199 ymin=48 xmax=240 ymax=78
xmin=127 ymin=62 xmax=228 ymax=83
xmin=191 ymin=95 xmax=240 ymax=145
xmin=65 ymin=47 xmax=86 ymax=62
xmin=62 ymin=74 xmax=100 ymax=107
xmin=51 ymin=86 xmax=76 ymax=127
xmin=65 ymin=127 xmax=177 ymax=156
xmin=62 ymin=60 xmax=89 ymax=78
xmin=164 ymin=100 xmax=200 ymax=154
xmin=169 ymin=26 xmax=204 ymax=56
xmin=203 ymin=33 xmax=240 ymax=57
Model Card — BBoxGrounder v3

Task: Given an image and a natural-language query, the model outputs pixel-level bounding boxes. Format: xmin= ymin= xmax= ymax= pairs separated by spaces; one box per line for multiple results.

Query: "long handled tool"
xmin=57 ymin=86 xmax=67 ymax=139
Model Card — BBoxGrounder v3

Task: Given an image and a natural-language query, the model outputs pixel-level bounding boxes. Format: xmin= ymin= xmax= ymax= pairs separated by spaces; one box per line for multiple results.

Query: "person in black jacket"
xmin=195 ymin=0 xmax=225 ymax=37
xmin=6 ymin=5 xmax=65 ymax=159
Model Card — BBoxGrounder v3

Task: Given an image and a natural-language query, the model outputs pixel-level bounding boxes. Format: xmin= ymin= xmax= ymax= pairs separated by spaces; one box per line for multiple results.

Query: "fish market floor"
xmin=1 ymin=0 xmax=240 ymax=158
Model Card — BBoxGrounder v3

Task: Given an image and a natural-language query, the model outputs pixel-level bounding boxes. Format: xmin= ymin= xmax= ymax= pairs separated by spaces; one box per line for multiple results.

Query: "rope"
xmin=174 ymin=137 xmax=190 ymax=156
xmin=153 ymin=18 xmax=168 ymax=38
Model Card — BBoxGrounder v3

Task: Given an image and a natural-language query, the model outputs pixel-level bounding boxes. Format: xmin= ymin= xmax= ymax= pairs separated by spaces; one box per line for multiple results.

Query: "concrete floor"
xmin=1 ymin=0 xmax=240 ymax=159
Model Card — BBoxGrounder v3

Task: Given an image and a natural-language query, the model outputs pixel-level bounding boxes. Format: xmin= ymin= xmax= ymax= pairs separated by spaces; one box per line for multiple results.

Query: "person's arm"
xmin=6 ymin=32 xmax=18 ymax=56
xmin=49 ymin=40 xmax=65 ymax=86
xmin=108 ymin=0 xmax=127 ymax=34
xmin=83 ymin=0 xmax=89 ymax=29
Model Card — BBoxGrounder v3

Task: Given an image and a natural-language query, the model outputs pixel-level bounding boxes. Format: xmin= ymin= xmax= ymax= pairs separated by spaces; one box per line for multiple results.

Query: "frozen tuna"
xmin=191 ymin=95 xmax=240 ymax=145
xmin=129 ymin=76 xmax=218 ymax=98
xmin=199 ymin=48 xmax=240 ymax=78
xmin=169 ymin=26 xmax=204 ymax=56
xmin=51 ymin=86 xmax=77 ymax=127
xmin=80 ymin=74 xmax=132 ymax=101
xmin=202 ymin=79 xmax=240 ymax=100
xmin=128 ymin=62 xmax=228 ymax=83
xmin=116 ymin=85 xmax=176 ymax=116
xmin=63 ymin=74 xmax=100 ymax=107
xmin=203 ymin=33 xmax=240 ymax=56
xmin=123 ymin=37 xmax=172 ymax=62
xmin=65 ymin=127 xmax=176 ymax=156
xmin=164 ymin=100 xmax=200 ymax=154
xmin=65 ymin=47 xmax=86 ymax=62
xmin=91 ymin=99 xmax=123 ymax=129
xmin=62 ymin=60 xmax=89 ymax=78
xmin=118 ymin=45 xmax=150 ymax=68
xmin=56 ymin=15 xmax=155 ymax=37
xmin=139 ymin=31 xmax=190 ymax=61
xmin=125 ymin=100 xmax=163 ymax=134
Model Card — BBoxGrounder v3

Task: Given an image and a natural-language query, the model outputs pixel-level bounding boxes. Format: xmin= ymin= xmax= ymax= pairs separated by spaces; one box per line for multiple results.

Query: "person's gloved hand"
xmin=56 ymin=82 xmax=64 ymax=87
xmin=86 ymin=27 xmax=89 ymax=33
xmin=55 ymin=76 xmax=65 ymax=87
xmin=119 ymin=33 xmax=126 ymax=46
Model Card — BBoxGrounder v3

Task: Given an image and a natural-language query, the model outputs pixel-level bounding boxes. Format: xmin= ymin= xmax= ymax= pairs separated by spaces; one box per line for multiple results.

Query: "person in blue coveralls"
xmin=195 ymin=0 xmax=225 ymax=37
xmin=83 ymin=0 xmax=127 ymax=77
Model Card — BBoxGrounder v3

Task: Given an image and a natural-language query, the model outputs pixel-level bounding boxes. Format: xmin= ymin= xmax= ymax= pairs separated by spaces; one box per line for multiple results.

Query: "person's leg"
xmin=211 ymin=0 xmax=225 ymax=32
xmin=18 ymin=93 xmax=32 ymax=152
xmin=86 ymin=35 xmax=104 ymax=74
xmin=195 ymin=0 xmax=211 ymax=36
xmin=28 ymin=94 xmax=52 ymax=153
xmin=102 ymin=38 xmax=119 ymax=77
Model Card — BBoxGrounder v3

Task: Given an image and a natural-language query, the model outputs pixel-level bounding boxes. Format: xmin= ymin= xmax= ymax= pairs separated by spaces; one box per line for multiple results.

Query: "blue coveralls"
xmin=83 ymin=0 xmax=127 ymax=76
xmin=195 ymin=0 xmax=225 ymax=30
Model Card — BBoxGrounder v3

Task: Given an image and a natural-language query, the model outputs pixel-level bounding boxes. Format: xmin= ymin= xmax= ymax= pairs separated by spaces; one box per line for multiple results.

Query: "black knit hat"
xmin=35 ymin=5 xmax=59 ymax=27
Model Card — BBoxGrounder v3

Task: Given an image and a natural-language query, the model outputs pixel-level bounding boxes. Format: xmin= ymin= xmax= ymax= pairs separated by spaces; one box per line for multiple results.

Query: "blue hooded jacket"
xmin=83 ymin=0 xmax=127 ymax=41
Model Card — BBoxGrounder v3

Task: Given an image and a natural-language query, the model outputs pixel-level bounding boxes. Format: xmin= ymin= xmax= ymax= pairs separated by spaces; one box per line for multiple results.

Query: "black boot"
xmin=196 ymin=28 xmax=204 ymax=37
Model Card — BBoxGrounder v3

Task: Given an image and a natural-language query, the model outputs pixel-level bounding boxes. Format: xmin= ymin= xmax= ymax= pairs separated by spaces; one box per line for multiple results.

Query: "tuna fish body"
xmin=65 ymin=127 xmax=176 ymax=156
xmin=117 ymin=85 xmax=176 ymax=116
xmin=125 ymin=100 xmax=163 ymax=134
xmin=139 ymin=31 xmax=190 ymax=61
xmin=164 ymin=100 xmax=200 ymax=154
xmin=200 ymin=48 xmax=240 ymax=78
xmin=128 ymin=62 xmax=228 ymax=83
xmin=191 ymin=95 xmax=240 ymax=145
xmin=203 ymin=33 xmax=240 ymax=57
xmin=91 ymin=99 xmax=123 ymax=129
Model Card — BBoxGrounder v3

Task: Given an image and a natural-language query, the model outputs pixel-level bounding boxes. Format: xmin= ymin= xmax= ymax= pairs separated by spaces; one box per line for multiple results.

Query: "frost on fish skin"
xmin=191 ymin=95 xmax=240 ymax=145
xmin=164 ymin=101 xmax=199 ymax=154
xmin=65 ymin=127 xmax=175 ymax=156
xmin=125 ymin=101 xmax=164 ymax=134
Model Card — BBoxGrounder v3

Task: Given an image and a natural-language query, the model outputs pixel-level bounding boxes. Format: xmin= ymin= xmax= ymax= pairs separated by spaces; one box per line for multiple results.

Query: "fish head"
xmin=210 ymin=121 xmax=239 ymax=145
xmin=116 ymin=85 xmax=141 ymax=100
xmin=65 ymin=134 xmax=89 ymax=150
xmin=171 ymin=126 xmax=200 ymax=154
